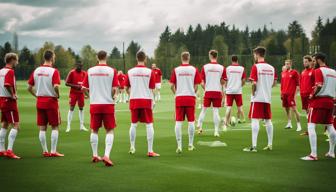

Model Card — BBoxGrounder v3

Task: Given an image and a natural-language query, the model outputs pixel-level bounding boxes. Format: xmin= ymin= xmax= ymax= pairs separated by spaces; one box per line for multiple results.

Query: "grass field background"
xmin=1 ymin=81 xmax=336 ymax=192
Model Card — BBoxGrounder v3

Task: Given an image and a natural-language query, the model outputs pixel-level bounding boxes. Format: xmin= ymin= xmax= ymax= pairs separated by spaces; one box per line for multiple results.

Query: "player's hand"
xmin=84 ymin=95 xmax=89 ymax=99
xmin=11 ymin=95 xmax=17 ymax=100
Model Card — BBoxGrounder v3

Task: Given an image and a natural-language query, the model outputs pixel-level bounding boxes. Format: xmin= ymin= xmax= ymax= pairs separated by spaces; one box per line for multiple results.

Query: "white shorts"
xmin=155 ymin=83 xmax=161 ymax=89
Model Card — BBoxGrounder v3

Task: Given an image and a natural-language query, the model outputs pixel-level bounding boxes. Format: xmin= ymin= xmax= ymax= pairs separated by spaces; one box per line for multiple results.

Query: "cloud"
xmin=0 ymin=0 xmax=335 ymax=55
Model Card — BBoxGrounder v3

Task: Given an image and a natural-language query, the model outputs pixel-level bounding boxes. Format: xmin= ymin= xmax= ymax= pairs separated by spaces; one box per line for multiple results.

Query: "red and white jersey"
xmin=125 ymin=65 xmax=155 ymax=109
xmin=314 ymin=67 xmax=336 ymax=98
xmin=249 ymin=61 xmax=277 ymax=104
xmin=223 ymin=63 xmax=246 ymax=94
xmin=201 ymin=62 xmax=225 ymax=98
xmin=170 ymin=64 xmax=201 ymax=106
xmin=0 ymin=67 xmax=16 ymax=97
xmin=152 ymin=68 xmax=162 ymax=83
xmin=300 ymin=68 xmax=314 ymax=96
xmin=65 ymin=69 xmax=87 ymax=94
xmin=280 ymin=69 xmax=299 ymax=95
xmin=82 ymin=64 xmax=118 ymax=113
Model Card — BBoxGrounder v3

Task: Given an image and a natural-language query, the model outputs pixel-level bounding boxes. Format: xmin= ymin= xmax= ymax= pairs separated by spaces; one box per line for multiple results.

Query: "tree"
xmin=125 ymin=41 xmax=141 ymax=69
xmin=108 ymin=47 xmax=122 ymax=70
xmin=80 ymin=45 xmax=96 ymax=70
xmin=212 ymin=35 xmax=228 ymax=65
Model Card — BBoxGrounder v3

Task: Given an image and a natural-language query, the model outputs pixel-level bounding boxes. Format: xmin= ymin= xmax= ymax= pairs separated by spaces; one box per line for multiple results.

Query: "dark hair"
xmin=209 ymin=50 xmax=218 ymax=58
xmin=136 ymin=51 xmax=146 ymax=62
xmin=253 ymin=46 xmax=266 ymax=57
xmin=303 ymin=55 xmax=312 ymax=62
xmin=313 ymin=52 xmax=327 ymax=63
xmin=44 ymin=50 xmax=54 ymax=61
xmin=181 ymin=51 xmax=190 ymax=61
xmin=4 ymin=52 xmax=18 ymax=63
xmin=97 ymin=50 xmax=107 ymax=60
xmin=231 ymin=55 xmax=238 ymax=62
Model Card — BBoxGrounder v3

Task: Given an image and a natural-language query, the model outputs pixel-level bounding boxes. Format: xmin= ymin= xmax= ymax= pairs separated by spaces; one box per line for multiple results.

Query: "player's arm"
xmin=5 ymin=85 xmax=17 ymax=100
xmin=170 ymin=83 xmax=176 ymax=94
xmin=252 ymin=81 xmax=257 ymax=96
xmin=54 ymin=84 xmax=60 ymax=99
xmin=27 ymin=85 xmax=36 ymax=98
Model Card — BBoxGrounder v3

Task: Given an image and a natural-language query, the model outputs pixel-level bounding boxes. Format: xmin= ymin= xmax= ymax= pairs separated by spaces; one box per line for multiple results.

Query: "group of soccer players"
xmin=0 ymin=46 xmax=335 ymax=166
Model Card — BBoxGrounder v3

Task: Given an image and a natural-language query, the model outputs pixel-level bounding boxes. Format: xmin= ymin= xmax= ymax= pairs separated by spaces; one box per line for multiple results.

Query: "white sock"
xmin=265 ymin=119 xmax=273 ymax=146
xmin=0 ymin=128 xmax=7 ymax=151
xmin=67 ymin=110 xmax=74 ymax=127
xmin=287 ymin=120 xmax=292 ymax=126
xmin=158 ymin=92 xmax=161 ymax=100
xmin=90 ymin=133 xmax=98 ymax=157
xmin=213 ymin=107 xmax=220 ymax=133
xmin=129 ymin=123 xmax=137 ymax=149
xmin=104 ymin=132 xmax=114 ymax=157
xmin=197 ymin=107 xmax=207 ymax=128
xmin=7 ymin=128 xmax=18 ymax=151
xmin=297 ymin=122 xmax=301 ymax=129
xmin=146 ymin=123 xmax=154 ymax=153
xmin=307 ymin=123 xmax=317 ymax=157
xmin=51 ymin=130 xmax=59 ymax=153
xmin=251 ymin=119 xmax=260 ymax=147
xmin=175 ymin=121 xmax=182 ymax=149
xmin=39 ymin=130 xmax=48 ymax=153
xmin=79 ymin=110 xmax=84 ymax=127
xmin=225 ymin=107 xmax=232 ymax=125
xmin=326 ymin=125 xmax=336 ymax=155
xmin=188 ymin=121 xmax=195 ymax=146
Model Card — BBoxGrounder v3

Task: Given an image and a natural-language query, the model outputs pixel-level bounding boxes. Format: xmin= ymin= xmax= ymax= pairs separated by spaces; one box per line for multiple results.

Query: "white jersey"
xmin=127 ymin=65 xmax=154 ymax=100
xmin=0 ymin=68 xmax=14 ymax=97
xmin=202 ymin=63 xmax=224 ymax=93
xmin=172 ymin=64 xmax=199 ymax=97
xmin=30 ymin=66 xmax=60 ymax=97
xmin=315 ymin=67 xmax=336 ymax=98
xmin=250 ymin=62 xmax=276 ymax=104
xmin=224 ymin=64 xmax=246 ymax=94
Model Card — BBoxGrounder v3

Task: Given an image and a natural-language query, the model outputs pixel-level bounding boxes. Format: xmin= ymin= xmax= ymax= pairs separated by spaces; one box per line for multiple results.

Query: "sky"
xmin=0 ymin=0 xmax=335 ymax=56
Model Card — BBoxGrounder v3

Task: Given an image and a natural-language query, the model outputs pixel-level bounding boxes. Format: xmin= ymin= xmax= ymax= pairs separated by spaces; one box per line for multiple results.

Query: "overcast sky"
xmin=0 ymin=0 xmax=335 ymax=56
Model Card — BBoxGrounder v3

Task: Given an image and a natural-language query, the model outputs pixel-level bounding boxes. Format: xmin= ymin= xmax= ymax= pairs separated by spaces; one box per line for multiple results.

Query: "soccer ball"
xmin=230 ymin=116 xmax=237 ymax=127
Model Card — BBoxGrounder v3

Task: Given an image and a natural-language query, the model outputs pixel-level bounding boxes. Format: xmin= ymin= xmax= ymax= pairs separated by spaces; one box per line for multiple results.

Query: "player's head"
xmin=4 ymin=52 xmax=18 ymax=67
xmin=285 ymin=59 xmax=292 ymax=70
xmin=44 ymin=50 xmax=55 ymax=64
xmin=136 ymin=51 xmax=147 ymax=64
xmin=231 ymin=55 xmax=238 ymax=63
xmin=118 ymin=70 xmax=123 ymax=75
xmin=97 ymin=50 xmax=107 ymax=62
xmin=253 ymin=46 xmax=266 ymax=61
xmin=313 ymin=52 xmax=327 ymax=68
xmin=152 ymin=63 xmax=157 ymax=69
xmin=208 ymin=50 xmax=218 ymax=61
xmin=75 ymin=60 xmax=83 ymax=71
xmin=282 ymin=65 xmax=287 ymax=72
xmin=303 ymin=55 xmax=312 ymax=69
xmin=181 ymin=51 xmax=190 ymax=63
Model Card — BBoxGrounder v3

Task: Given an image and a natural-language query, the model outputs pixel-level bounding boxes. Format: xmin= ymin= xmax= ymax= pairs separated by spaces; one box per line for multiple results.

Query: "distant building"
xmin=12 ymin=32 xmax=18 ymax=51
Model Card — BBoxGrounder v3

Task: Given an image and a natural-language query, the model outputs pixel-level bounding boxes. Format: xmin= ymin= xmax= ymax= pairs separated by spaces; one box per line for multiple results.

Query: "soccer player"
xmin=28 ymin=50 xmax=63 ymax=157
xmin=0 ymin=53 xmax=21 ymax=159
xmin=280 ymin=59 xmax=302 ymax=131
xmin=82 ymin=50 xmax=118 ymax=166
xmin=152 ymin=63 xmax=162 ymax=101
xmin=223 ymin=55 xmax=246 ymax=130
xmin=243 ymin=46 xmax=276 ymax=152
xmin=126 ymin=51 xmax=159 ymax=157
xmin=117 ymin=70 xmax=127 ymax=103
xmin=301 ymin=53 xmax=336 ymax=161
xmin=196 ymin=50 xmax=224 ymax=137
xmin=65 ymin=61 xmax=88 ymax=132
xmin=171 ymin=51 xmax=201 ymax=153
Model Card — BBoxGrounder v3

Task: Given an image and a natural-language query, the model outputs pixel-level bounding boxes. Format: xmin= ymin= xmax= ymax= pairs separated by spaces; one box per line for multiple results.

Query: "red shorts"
xmin=1 ymin=110 xmax=19 ymax=123
xmin=203 ymin=97 xmax=222 ymax=108
xmin=69 ymin=93 xmax=85 ymax=108
xmin=300 ymin=95 xmax=310 ymax=110
xmin=90 ymin=113 xmax=116 ymax=130
xmin=226 ymin=94 xmax=243 ymax=107
xmin=249 ymin=102 xmax=272 ymax=119
xmin=281 ymin=94 xmax=296 ymax=108
xmin=308 ymin=108 xmax=333 ymax=124
xmin=131 ymin=108 xmax=153 ymax=123
xmin=37 ymin=108 xmax=61 ymax=126
xmin=175 ymin=106 xmax=195 ymax=122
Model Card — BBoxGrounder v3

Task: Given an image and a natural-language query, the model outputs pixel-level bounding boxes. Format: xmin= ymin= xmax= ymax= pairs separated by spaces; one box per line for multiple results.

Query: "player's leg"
xmin=66 ymin=105 xmax=75 ymax=132
xmin=37 ymin=109 xmax=49 ymax=156
xmin=6 ymin=110 xmax=20 ymax=159
xmin=90 ymin=113 xmax=101 ymax=162
xmin=213 ymin=107 xmax=220 ymax=137
xmin=186 ymin=106 xmax=196 ymax=150
xmin=145 ymin=109 xmax=159 ymax=157
xmin=175 ymin=121 xmax=183 ymax=153
xmin=263 ymin=119 xmax=273 ymax=150
xmin=102 ymin=114 xmax=115 ymax=166
xmin=157 ymin=84 xmax=161 ymax=101
xmin=0 ymin=120 xmax=9 ymax=155
xmin=325 ymin=124 xmax=336 ymax=158
xmin=129 ymin=109 xmax=138 ymax=154
xmin=224 ymin=95 xmax=233 ymax=131
xmin=301 ymin=122 xmax=318 ymax=160
xmin=49 ymin=109 xmax=63 ymax=157
xmin=285 ymin=107 xmax=292 ymax=129
xmin=243 ymin=118 xmax=259 ymax=152
xmin=292 ymin=106 xmax=302 ymax=132
xmin=78 ymin=93 xmax=87 ymax=131
xmin=236 ymin=95 xmax=245 ymax=123
xmin=197 ymin=98 xmax=208 ymax=133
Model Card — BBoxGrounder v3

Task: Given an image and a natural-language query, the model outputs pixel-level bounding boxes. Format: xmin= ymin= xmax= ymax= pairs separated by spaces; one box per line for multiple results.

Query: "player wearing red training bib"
xmin=28 ymin=50 xmax=63 ymax=157
xmin=117 ymin=70 xmax=127 ymax=103
xmin=170 ymin=52 xmax=201 ymax=153
xmin=125 ymin=51 xmax=159 ymax=157
xmin=65 ymin=61 xmax=88 ymax=132
xmin=301 ymin=53 xmax=336 ymax=161
xmin=243 ymin=46 xmax=277 ymax=152
xmin=196 ymin=50 xmax=224 ymax=137
xmin=152 ymin=63 xmax=162 ymax=101
xmin=300 ymin=56 xmax=314 ymax=114
xmin=82 ymin=50 xmax=118 ymax=166
xmin=281 ymin=60 xmax=302 ymax=131
xmin=0 ymin=53 xmax=21 ymax=159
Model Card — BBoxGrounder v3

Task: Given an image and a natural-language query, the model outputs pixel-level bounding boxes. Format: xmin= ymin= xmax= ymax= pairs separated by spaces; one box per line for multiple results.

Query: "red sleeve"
xmin=274 ymin=69 xmax=278 ymax=80
xmin=52 ymin=69 xmax=61 ymax=86
xmin=65 ymin=71 xmax=73 ymax=84
xmin=194 ymin=68 xmax=202 ymax=84
xmin=82 ymin=73 xmax=89 ymax=88
xmin=28 ymin=71 xmax=35 ymax=86
xmin=125 ymin=73 xmax=130 ymax=87
xmin=314 ymin=69 xmax=324 ymax=86
xmin=169 ymin=69 xmax=176 ymax=85
xmin=249 ymin=64 xmax=258 ymax=81
xmin=222 ymin=67 xmax=227 ymax=80
xmin=112 ymin=69 xmax=119 ymax=87
xmin=158 ymin=69 xmax=162 ymax=76
xmin=295 ymin=71 xmax=300 ymax=86
xmin=201 ymin=67 xmax=206 ymax=82
xmin=149 ymin=70 xmax=155 ymax=89
xmin=242 ymin=68 xmax=246 ymax=80
xmin=4 ymin=70 xmax=15 ymax=87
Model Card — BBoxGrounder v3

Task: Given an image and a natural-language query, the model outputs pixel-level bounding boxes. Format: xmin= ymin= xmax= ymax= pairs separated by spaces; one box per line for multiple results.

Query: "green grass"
xmin=1 ymin=81 xmax=335 ymax=192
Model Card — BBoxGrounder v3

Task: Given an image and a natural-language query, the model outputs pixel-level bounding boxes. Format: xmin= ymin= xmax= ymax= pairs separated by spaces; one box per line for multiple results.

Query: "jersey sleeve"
xmin=65 ymin=71 xmax=73 ymax=84
xmin=52 ymin=69 xmax=61 ymax=86
xmin=158 ymin=69 xmax=162 ymax=76
xmin=112 ymin=69 xmax=119 ymax=87
xmin=222 ymin=67 xmax=227 ymax=80
xmin=274 ymin=69 xmax=278 ymax=80
xmin=194 ymin=68 xmax=202 ymax=84
xmin=125 ymin=73 xmax=130 ymax=87
xmin=249 ymin=64 xmax=258 ymax=82
xmin=314 ymin=69 xmax=324 ymax=86
xmin=169 ymin=69 xmax=176 ymax=85
xmin=4 ymin=70 xmax=15 ymax=87
xmin=82 ymin=73 xmax=89 ymax=88
xmin=28 ymin=71 xmax=35 ymax=86
xmin=242 ymin=68 xmax=246 ymax=80
xmin=149 ymin=70 xmax=155 ymax=89
xmin=201 ymin=67 xmax=206 ymax=82
xmin=295 ymin=71 xmax=300 ymax=86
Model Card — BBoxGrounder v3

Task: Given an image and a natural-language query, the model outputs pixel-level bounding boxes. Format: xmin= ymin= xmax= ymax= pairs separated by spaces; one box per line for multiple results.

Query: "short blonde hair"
xmin=181 ymin=51 xmax=190 ymax=61
xmin=285 ymin=59 xmax=292 ymax=64
xmin=4 ymin=52 xmax=18 ymax=64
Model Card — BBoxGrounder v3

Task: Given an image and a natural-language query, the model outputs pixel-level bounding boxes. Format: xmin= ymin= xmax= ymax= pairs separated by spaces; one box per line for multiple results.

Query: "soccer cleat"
xmin=92 ymin=156 xmax=102 ymax=163
xmin=243 ymin=146 xmax=257 ymax=152
xmin=301 ymin=155 xmax=318 ymax=161
xmin=188 ymin=145 xmax=196 ymax=151
xmin=214 ymin=132 xmax=220 ymax=137
xmin=129 ymin=147 xmax=136 ymax=155
xmin=0 ymin=151 xmax=6 ymax=157
xmin=147 ymin=152 xmax=160 ymax=157
xmin=263 ymin=145 xmax=273 ymax=151
xmin=102 ymin=156 xmax=114 ymax=166
xmin=5 ymin=150 xmax=21 ymax=159
xmin=176 ymin=148 xmax=182 ymax=154
xmin=296 ymin=127 xmax=302 ymax=132
xmin=300 ymin=131 xmax=309 ymax=136
xmin=325 ymin=152 xmax=335 ymax=159
xmin=50 ymin=152 xmax=65 ymax=157
xmin=284 ymin=125 xmax=292 ymax=129
xmin=197 ymin=128 xmax=203 ymax=135
xmin=65 ymin=126 xmax=71 ymax=133
xmin=238 ymin=119 xmax=246 ymax=124
xmin=43 ymin=152 xmax=50 ymax=157
xmin=80 ymin=125 xmax=88 ymax=132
